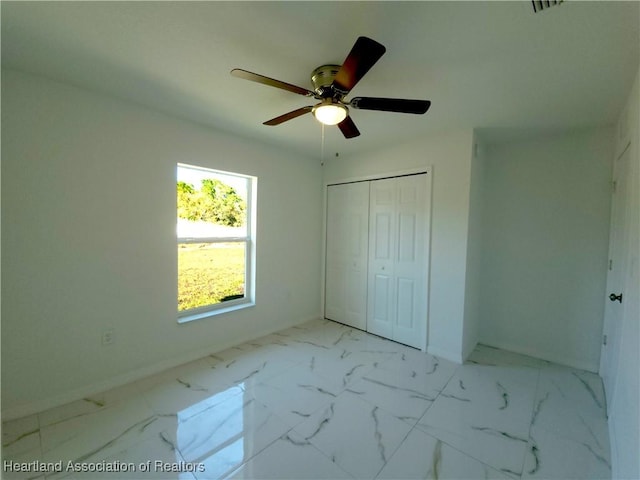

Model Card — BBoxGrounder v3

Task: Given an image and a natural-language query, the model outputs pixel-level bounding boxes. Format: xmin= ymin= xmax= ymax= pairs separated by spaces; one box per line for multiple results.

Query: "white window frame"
xmin=177 ymin=164 xmax=256 ymax=323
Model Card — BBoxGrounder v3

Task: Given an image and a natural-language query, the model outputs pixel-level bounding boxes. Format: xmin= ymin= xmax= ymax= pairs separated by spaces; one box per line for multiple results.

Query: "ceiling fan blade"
xmin=231 ymin=69 xmax=315 ymax=97
xmin=333 ymin=37 xmax=386 ymax=96
xmin=337 ymin=115 xmax=360 ymax=139
xmin=263 ymin=106 xmax=313 ymax=126
xmin=350 ymin=97 xmax=431 ymax=114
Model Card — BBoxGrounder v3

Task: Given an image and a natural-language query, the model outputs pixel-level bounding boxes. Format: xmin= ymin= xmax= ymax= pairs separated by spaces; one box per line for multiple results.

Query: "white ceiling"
xmin=2 ymin=1 xmax=638 ymax=158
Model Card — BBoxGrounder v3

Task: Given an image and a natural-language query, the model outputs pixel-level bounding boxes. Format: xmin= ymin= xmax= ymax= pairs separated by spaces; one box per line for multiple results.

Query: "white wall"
xmin=323 ymin=130 xmax=474 ymax=363
xmin=1 ymin=69 xmax=323 ymax=418
xmin=607 ymin=66 xmax=639 ymax=480
xmin=461 ymin=133 xmax=486 ymax=359
xmin=478 ymin=128 xmax=614 ymax=371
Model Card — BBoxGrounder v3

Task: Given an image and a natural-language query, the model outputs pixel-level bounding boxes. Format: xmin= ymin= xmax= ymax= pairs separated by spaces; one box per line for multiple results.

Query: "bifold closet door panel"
xmin=367 ymin=177 xmax=396 ymax=340
xmin=392 ymin=174 xmax=428 ymax=348
xmin=367 ymin=174 xmax=428 ymax=349
xmin=324 ymin=182 xmax=370 ymax=330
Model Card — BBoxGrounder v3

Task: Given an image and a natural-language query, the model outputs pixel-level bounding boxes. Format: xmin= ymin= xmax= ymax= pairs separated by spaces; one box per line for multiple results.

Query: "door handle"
xmin=609 ymin=293 xmax=623 ymax=303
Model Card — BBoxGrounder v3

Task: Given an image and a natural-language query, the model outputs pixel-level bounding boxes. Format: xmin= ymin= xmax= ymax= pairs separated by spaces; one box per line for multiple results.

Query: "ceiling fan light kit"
xmin=231 ymin=36 xmax=431 ymax=139
xmin=313 ymin=100 xmax=348 ymax=125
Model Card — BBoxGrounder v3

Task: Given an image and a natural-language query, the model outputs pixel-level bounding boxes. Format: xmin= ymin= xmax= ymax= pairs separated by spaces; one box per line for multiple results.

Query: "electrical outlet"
xmin=101 ymin=329 xmax=115 ymax=346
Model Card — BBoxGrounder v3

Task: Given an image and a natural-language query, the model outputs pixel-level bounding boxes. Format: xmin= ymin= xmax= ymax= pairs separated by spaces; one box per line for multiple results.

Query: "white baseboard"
xmin=478 ymin=338 xmax=599 ymax=372
xmin=2 ymin=315 xmax=321 ymax=421
xmin=608 ymin=416 xmax=619 ymax=480
xmin=427 ymin=345 xmax=463 ymax=364
xmin=461 ymin=339 xmax=478 ymax=363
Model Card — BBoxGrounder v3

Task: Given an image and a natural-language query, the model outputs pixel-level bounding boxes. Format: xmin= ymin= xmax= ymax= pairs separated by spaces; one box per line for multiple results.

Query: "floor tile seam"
xmin=523 ymin=428 xmax=613 ymax=477
xmin=422 ymin=425 xmax=522 ymax=475
xmin=415 ymin=358 xmax=460 ymax=412
xmin=283 ymin=346 xmax=333 ymax=363
xmin=335 ymin=386 xmax=426 ymax=430
xmin=414 ymin=407 xmax=533 ymax=474
xmin=369 ymin=349 xmax=404 ymax=371
xmin=528 ymin=367 xmax=610 ymax=450
xmin=528 ymin=396 xmax=608 ymax=424
xmin=258 ymin=362 xmax=349 ymax=396
xmin=221 ymin=360 xmax=301 ymax=388
xmin=155 ymin=385 xmax=247 ymax=424
xmin=260 ymin=355 xmax=308 ymax=382
xmin=371 ymin=420 xmax=417 ymax=480
xmin=38 ymin=401 xmax=135 ymax=438
xmin=287 ymin=420 xmax=366 ymax=480
xmin=214 ymin=346 xmax=293 ymax=368
xmin=173 ymin=418 xmax=290 ymax=479
xmin=278 ymin=423 xmax=356 ymax=480
xmin=245 ymin=338 xmax=314 ymax=355
xmin=597 ymin=373 xmax=609 ymax=416
xmin=414 ymin=425 xmax=525 ymax=479
xmin=311 ymin=361 xmax=379 ymax=392
xmin=49 ymin=360 xmax=218 ymax=425
xmin=140 ymin=385 xmax=180 ymax=420
xmin=1 ymin=422 xmax=44 ymax=464
xmin=11 ymin=412 xmax=46 ymax=465
xmin=539 ymin=399 xmax=609 ymax=422
xmin=527 ymin=422 xmax=611 ymax=458
xmin=240 ymin=388 xmax=313 ymax=431
xmin=305 ymin=346 xmax=376 ymax=362
xmin=192 ymin=439 xmax=264 ymax=480
xmin=167 ymin=434 xmax=189 ymax=463
xmin=15 ymin=327 xmax=326 ymax=429
xmin=281 ymin=346 xmax=321 ymax=367
xmin=221 ymin=426 xmax=354 ymax=480
xmin=37 ymin=416 xmax=45 ymax=466
xmin=416 ymin=397 xmax=536 ymax=440
xmin=29 ymin=330 xmax=608 ymax=480
xmin=38 ymin=407 xmax=104 ymax=437
xmin=156 ymin=430 xmax=198 ymax=480
xmin=41 ymin=409 xmax=171 ymax=465
xmin=288 ymin=388 xmax=412 ymax=476
xmin=254 ymin=384 xmax=336 ymax=432
xmin=172 ymin=422 xmax=242 ymax=468
xmin=329 ymin=367 xmax=448 ymax=475
xmin=518 ymin=366 xmax=542 ymax=480
xmin=307 ymin=442 xmax=356 ymax=480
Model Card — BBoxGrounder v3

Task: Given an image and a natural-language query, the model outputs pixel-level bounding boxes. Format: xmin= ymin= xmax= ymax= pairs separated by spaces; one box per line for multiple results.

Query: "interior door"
xmin=367 ymin=174 xmax=428 ymax=349
xmin=324 ymin=182 xmax=369 ymax=330
xmin=600 ymin=143 xmax=632 ymax=409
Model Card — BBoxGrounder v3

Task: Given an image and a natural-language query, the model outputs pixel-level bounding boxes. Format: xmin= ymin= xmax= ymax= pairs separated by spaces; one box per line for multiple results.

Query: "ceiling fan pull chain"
xmin=320 ymin=123 xmax=326 ymax=165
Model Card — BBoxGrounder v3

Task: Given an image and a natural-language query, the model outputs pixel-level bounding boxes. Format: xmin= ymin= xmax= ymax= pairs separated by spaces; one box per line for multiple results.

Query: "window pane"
xmin=177 ymin=219 xmax=247 ymax=239
xmin=178 ymin=242 xmax=246 ymax=312
xmin=177 ymin=165 xmax=248 ymax=239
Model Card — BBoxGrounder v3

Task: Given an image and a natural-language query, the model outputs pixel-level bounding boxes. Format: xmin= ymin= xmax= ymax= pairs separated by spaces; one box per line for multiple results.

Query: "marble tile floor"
xmin=2 ymin=319 xmax=611 ymax=480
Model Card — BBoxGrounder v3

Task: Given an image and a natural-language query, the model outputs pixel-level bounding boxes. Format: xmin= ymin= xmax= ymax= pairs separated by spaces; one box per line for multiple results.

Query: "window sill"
xmin=177 ymin=301 xmax=255 ymax=324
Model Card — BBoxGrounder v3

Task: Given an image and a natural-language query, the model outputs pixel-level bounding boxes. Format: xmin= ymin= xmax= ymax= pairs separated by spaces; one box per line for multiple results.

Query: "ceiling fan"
xmin=231 ymin=36 xmax=431 ymax=139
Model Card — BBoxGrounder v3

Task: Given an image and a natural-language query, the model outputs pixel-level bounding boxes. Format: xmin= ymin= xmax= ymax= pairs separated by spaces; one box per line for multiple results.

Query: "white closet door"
xmin=393 ymin=175 xmax=428 ymax=347
xmin=325 ymin=182 xmax=370 ymax=329
xmin=367 ymin=174 xmax=428 ymax=349
xmin=367 ymin=178 xmax=396 ymax=340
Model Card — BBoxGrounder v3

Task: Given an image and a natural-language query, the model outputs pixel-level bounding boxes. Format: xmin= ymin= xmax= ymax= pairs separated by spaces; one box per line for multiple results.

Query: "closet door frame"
xmin=322 ymin=167 xmax=433 ymax=352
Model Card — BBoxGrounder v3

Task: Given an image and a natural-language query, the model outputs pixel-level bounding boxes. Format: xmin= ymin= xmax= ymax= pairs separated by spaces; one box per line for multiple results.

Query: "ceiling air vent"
xmin=532 ymin=0 xmax=563 ymax=13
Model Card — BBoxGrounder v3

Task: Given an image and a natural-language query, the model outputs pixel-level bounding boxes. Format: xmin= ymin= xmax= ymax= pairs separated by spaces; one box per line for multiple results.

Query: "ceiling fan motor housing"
xmin=311 ymin=64 xmax=341 ymax=97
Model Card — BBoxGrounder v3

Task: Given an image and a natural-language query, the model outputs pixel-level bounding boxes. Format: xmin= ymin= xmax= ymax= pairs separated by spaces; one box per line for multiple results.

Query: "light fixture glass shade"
xmin=313 ymin=103 xmax=347 ymax=125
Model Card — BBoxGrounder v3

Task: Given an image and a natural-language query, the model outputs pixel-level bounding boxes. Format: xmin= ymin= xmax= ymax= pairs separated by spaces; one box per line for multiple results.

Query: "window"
xmin=177 ymin=163 xmax=256 ymax=322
